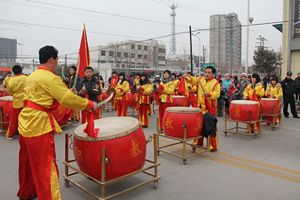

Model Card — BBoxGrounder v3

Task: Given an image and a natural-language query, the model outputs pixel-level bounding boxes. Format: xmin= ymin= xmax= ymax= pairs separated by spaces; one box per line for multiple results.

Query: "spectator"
xmin=223 ymin=73 xmax=232 ymax=93
xmin=281 ymin=71 xmax=299 ymax=118
xmin=295 ymin=72 xmax=300 ymax=101
xmin=217 ymin=80 xmax=225 ymax=117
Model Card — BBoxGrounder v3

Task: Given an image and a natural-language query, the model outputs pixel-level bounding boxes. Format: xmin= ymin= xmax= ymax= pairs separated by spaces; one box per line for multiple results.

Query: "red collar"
xmin=37 ymin=66 xmax=54 ymax=74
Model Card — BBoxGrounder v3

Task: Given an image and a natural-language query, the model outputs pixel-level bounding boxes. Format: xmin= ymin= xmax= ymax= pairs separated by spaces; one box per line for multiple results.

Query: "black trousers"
xmin=283 ymin=95 xmax=298 ymax=117
xmin=296 ymin=88 xmax=300 ymax=101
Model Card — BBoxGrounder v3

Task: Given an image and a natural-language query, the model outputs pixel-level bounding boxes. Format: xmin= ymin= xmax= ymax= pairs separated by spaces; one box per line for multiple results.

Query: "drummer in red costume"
xmin=157 ymin=70 xmax=176 ymax=132
xmin=243 ymin=73 xmax=265 ymax=132
xmin=265 ymin=75 xmax=283 ymax=125
xmin=17 ymin=46 xmax=97 ymax=200
xmin=186 ymin=66 xmax=220 ymax=152
xmin=137 ymin=73 xmax=153 ymax=128
xmin=3 ymin=65 xmax=27 ymax=139
xmin=115 ymin=72 xmax=130 ymax=116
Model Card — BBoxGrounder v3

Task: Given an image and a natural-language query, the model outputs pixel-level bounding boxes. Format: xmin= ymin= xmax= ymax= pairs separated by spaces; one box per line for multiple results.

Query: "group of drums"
xmin=229 ymin=98 xmax=281 ymax=122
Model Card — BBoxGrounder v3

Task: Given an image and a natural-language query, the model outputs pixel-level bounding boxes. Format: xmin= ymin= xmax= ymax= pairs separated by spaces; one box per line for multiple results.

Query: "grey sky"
xmin=0 ymin=0 xmax=282 ymax=65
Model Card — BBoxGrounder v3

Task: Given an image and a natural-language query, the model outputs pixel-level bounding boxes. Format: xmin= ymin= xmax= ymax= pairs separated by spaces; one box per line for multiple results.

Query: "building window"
xmin=101 ymin=50 xmax=106 ymax=56
xmin=131 ymin=53 xmax=135 ymax=58
xmin=158 ymin=56 xmax=165 ymax=61
xmin=124 ymin=53 xmax=128 ymax=58
xmin=109 ymin=51 xmax=114 ymax=57
xmin=138 ymin=54 xmax=143 ymax=59
xmin=138 ymin=45 xmax=142 ymax=50
xmin=158 ymin=48 xmax=166 ymax=53
xmin=117 ymin=52 xmax=121 ymax=57
xmin=131 ymin=44 xmax=135 ymax=49
xmin=100 ymin=60 xmax=106 ymax=63
xmin=144 ymin=46 xmax=148 ymax=51
xmin=144 ymin=55 xmax=148 ymax=59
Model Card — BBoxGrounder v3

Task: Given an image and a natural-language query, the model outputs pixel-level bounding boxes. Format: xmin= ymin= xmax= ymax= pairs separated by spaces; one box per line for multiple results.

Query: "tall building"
xmin=0 ymin=38 xmax=17 ymax=67
xmin=281 ymin=0 xmax=300 ymax=79
xmin=209 ymin=13 xmax=242 ymax=74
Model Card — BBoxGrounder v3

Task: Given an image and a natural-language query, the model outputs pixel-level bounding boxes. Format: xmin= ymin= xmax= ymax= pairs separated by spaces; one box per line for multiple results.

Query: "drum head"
xmin=166 ymin=106 xmax=201 ymax=113
xmin=231 ymin=100 xmax=259 ymax=105
xmin=0 ymin=96 xmax=13 ymax=101
xmin=261 ymin=98 xmax=278 ymax=101
xmin=172 ymin=95 xmax=186 ymax=98
xmin=74 ymin=117 xmax=140 ymax=141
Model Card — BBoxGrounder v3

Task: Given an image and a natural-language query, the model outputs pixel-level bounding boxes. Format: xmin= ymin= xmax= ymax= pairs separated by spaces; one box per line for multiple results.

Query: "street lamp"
xmin=245 ymin=0 xmax=253 ymax=74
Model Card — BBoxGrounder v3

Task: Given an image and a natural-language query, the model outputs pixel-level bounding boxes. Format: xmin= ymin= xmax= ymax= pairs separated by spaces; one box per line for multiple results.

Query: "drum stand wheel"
xmin=64 ymin=179 xmax=70 ymax=188
xmin=152 ymin=180 xmax=159 ymax=189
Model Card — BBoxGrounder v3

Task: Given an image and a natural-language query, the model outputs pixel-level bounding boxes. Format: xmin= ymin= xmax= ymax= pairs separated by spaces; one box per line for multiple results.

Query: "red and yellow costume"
xmin=265 ymin=83 xmax=283 ymax=124
xmin=187 ymin=75 xmax=220 ymax=150
xmin=5 ymin=74 xmax=27 ymax=138
xmin=158 ymin=80 xmax=176 ymax=130
xmin=115 ymin=80 xmax=130 ymax=116
xmin=137 ymin=83 xmax=153 ymax=127
xmin=243 ymin=83 xmax=265 ymax=132
xmin=18 ymin=66 xmax=94 ymax=200
xmin=109 ymin=76 xmax=118 ymax=109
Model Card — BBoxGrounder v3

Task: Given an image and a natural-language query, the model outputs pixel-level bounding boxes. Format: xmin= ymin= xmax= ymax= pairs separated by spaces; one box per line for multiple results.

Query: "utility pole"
xmin=256 ymin=36 xmax=267 ymax=50
xmin=245 ymin=0 xmax=250 ymax=73
xmin=189 ymin=26 xmax=193 ymax=74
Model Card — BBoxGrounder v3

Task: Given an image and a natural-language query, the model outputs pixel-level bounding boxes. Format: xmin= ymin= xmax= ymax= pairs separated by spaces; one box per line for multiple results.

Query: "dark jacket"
xmin=281 ymin=78 xmax=296 ymax=96
xmin=80 ymin=77 xmax=102 ymax=102
xmin=68 ymin=75 xmax=82 ymax=92
xmin=201 ymin=112 xmax=218 ymax=138
xmin=295 ymin=77 xmax=300 ymax=89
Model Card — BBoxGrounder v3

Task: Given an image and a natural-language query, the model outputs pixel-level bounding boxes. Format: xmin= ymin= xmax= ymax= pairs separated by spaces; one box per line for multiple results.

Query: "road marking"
xmin=206 ymin=156 xmax=300 ymax=184
xmin=157 ymin=137 xmax=300 ymax=183
xmin=216 ymin=152 xmax=300 ymax=176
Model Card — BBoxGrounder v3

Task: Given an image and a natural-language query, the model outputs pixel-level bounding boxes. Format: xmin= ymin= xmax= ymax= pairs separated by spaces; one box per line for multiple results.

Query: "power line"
xmin=0 ymin=18 xmax=287 ymax=55
xmin=4 ymin=0 xmax=188 ymax=28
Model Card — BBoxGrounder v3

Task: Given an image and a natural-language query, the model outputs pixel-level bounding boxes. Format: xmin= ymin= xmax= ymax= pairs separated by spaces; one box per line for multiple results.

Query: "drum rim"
xmin=231 ymin=100 xmax=259 ymax=105
xmin=171 ymin=95 xmax=187 ymax=98
xmin=166 ymin=106 xmax=202 ymax=113
xmin=0 ymin=96 xmax=13 ymax=101
xmin=74 ymin=117 xmax=140 ymax=142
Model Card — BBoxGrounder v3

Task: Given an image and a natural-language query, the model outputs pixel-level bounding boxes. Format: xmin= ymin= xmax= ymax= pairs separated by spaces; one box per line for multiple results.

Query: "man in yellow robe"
xmin=5 ymin=65 xmax=27 ymax=139
xmin=17 ymin=46 xmax=96 ymax=200
xmin=186 ymin=66 xmax=220 ymax=152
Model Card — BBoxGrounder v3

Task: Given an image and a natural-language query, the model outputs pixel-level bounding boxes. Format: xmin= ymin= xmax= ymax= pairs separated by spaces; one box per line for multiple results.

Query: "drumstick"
xmin=95 ymin=88 xmax=115 ymax=109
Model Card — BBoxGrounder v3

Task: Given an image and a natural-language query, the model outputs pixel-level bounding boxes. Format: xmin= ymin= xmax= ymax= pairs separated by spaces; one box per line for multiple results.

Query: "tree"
xmin=253 ymin=48 xmax=282 ymax=74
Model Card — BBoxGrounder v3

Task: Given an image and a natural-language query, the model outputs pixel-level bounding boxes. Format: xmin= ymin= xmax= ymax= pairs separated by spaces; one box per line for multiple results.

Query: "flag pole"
xmin=72 ymin=56 xmax=80 ymax=89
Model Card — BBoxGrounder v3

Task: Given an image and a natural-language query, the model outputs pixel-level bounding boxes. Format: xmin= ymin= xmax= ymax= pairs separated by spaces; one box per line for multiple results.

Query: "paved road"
xmin=1 ymin=108 xmax=300 ymax=200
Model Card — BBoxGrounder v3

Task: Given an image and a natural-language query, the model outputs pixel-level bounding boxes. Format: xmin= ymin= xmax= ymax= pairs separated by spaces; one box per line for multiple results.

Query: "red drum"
xmin=52 ymin=104 xmax=72 ymax=126
xmin=171 ymin=95 xmax=189 ymax=107
xmin=163 ymin=107 xmax=203 ymax=139
xmin=0 ymin=96 xmax=13 ymax=129
xmin=73 ymin=117 xmax=146 ymax=181
xmin=188 ymin=94 xmax=198 ymax=107
xmin=260 ymin=98 xmax=280 ymax=115
xmin=229 ymin=100 xmax=260 ymax=121
xmin=127 ymin=92 xmax=137 ymax=107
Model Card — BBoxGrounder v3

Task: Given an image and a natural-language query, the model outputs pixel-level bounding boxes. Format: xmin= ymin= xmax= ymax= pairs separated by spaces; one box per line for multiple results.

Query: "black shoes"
xmin=293 ymin=116 xmax=300 ymax=119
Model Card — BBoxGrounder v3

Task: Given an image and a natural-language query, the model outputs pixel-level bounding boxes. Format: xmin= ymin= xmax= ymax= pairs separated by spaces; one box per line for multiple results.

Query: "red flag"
xmin=178 ymin=76 xmax=186 ymax=95
xmin=84 ymin=112 xmax=99 ymax=138
xmin=77 ymin=25 xmax=90 ymax=78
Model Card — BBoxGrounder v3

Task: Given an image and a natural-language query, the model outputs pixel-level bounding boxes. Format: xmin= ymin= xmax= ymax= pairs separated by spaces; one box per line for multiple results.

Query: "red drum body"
xmin=52 ymin=104 xmax=72 ymax=126
xmin=163 ymin=107 xmax=203 ymax=139
xmin=0 ymin=96 xmax=13 ymax=129
xmin=171 ymin=95 xmax=189 ymax=107
xmin=127 ymin=92 xmax=137 ymax=107
xmin=260 ymin=98 xmax=280 ymax=115
xmin=73 ymin=117 xmax=146 ymax=181
xmin=229 ymin=100 xmax=260 ymax=121
xmin=188 ymin=94 xmax=198 ymax=107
